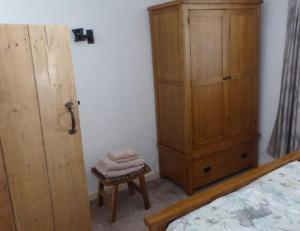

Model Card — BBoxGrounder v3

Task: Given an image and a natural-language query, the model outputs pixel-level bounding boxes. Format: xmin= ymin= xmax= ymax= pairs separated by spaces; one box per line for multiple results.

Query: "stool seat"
xmin=91 ymin=164 xmax=151 ymax=223
xmin=91 ymin=164 xmax=151 ymax=186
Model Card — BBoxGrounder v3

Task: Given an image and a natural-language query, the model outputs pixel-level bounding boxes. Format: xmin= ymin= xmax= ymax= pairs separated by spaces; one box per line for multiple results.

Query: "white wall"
xmin=0 ymin=0 xmax=289 ymax=193
xmin=259 ymin=0 xmax=288 ymax=164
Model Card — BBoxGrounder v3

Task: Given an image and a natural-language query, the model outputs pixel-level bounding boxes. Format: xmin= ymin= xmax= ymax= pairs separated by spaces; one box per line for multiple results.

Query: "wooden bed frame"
xmin=144 ymin=151 xmax=300 ymax=231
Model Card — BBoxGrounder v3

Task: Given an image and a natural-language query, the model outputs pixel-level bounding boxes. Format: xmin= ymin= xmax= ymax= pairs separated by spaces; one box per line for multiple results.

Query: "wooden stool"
xmin=91 ymin=164 xmax=151 ymax=223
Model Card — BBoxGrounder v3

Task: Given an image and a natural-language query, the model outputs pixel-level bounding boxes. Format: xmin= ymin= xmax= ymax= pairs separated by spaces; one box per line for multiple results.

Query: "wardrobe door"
xmin=224 ymin=9 xmax=258 ymax=138
xmin=0 ymin=147 xmax=15 ymax=231
xmin=29 ymin=26 xmax=91 ymax=231
xmin=189 ymin=10 xmax=226 ymax=148
xmin=0 ymin=25 xmax=55 ymax=231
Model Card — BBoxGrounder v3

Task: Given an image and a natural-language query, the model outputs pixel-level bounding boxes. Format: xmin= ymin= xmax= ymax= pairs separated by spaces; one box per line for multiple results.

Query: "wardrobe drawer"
xmin=194 ymin=141 xmax=256 ymax=187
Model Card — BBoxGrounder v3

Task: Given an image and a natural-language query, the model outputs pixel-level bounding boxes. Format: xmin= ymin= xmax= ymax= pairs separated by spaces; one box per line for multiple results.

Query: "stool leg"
xmin=127 ymin=181 xmax=135 ymax=196
xmin=139 ymin=175 xmax=150 ymax=209
xmin=98 ymin=181 xmax=104 ymax=207
xmin=111 ymin=185 xmax=119 ymax=223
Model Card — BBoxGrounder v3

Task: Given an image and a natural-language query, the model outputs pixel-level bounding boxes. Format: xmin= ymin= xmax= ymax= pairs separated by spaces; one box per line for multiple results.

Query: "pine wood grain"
xmin=28 ymin=25 xmax=91 ymax=231
xmin=0 ymin=143 xmax=16 ymax=231
xmin=0 ymin=24 xmax=55 ymax=231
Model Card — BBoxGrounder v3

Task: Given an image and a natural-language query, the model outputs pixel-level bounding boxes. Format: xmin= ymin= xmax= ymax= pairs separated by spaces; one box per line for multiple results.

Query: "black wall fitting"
xmin=72 ymin=28 xmax=94 ymax=44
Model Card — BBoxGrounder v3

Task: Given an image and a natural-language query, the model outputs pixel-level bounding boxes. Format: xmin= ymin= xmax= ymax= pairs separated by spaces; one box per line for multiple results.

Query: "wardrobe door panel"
xmin=224 ymin=9 xmax=257 ymax=138
xmin=0 ymin=25 xmax=55 ymax=231
xmin=152 ymin=6 xmax=183 ymax=82
xmin=190 ymin=10 xmax=224 ymax=80
xmin=228 ymin=9 xmax=256 ymax=75
xmin=191 ymin=83 xmax=223 ymax=147
xmin=158 ymin=84 xmax=185 ymax=152
xmin=0 ymin=146 xmax=15 ymax=231
xmin=225 ymin=77 xmax=254 ymax=137
xmin=189 ymin=10 xmax=225 ymax=148
xmin=28 ymin=25 xmax=91 ymax=231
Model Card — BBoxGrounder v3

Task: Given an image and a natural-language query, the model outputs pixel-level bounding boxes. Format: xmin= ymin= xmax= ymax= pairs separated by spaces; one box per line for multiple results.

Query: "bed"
xmin=144 ymin=151 xmax=300 ymax=231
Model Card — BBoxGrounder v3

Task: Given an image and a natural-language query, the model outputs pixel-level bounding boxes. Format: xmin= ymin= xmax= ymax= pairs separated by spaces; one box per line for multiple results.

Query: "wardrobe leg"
xmin=186 ymin=169 xmax=195 ymax=196
xmin=185 ymin=184 xmax=195 ymax=196
xmin=186 ymin=188 xmax=194 ymax=196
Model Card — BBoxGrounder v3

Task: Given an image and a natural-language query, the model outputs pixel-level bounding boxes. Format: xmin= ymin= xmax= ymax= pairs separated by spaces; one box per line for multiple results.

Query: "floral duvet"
xmin=167 ymin=161 xmax=300 ymax=231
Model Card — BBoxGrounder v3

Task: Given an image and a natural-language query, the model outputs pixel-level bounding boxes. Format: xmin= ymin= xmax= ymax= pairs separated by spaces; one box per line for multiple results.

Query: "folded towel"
xmin=111 ymin=156 xmax=139 ymax=163
xmin=107 ymin=147 xmax=138 ymax=161
xmin=94 ymin=164 xmax=144 ymax=177
xmin=97 ymin=156 xmax=144 ymax=171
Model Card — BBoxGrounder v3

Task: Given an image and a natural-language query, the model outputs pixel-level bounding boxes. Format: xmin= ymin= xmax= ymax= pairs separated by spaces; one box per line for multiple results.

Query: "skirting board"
xmin=259 ymin=152 xmax=275 ymax=165
xmin=88 ymin=171 xmax=160 ymax=201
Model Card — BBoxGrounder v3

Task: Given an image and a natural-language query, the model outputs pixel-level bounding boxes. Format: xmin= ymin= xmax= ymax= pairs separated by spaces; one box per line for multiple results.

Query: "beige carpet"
xmin=90 ymin=178 xmax=188 ymax=231
xmin=90 ymin=169 xmax=249 ymax=231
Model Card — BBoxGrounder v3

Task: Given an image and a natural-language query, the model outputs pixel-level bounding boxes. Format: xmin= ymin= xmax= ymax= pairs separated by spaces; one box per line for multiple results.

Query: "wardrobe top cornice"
xmin=148 ymin=0 xmax=263 ymax=11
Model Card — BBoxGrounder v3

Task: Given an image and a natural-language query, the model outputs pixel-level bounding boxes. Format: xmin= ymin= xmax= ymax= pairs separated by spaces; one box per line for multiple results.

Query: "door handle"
xmin=65 ymin=101 xmax=77 ymax=135
xmin=223 ymin=76 xmax=232 ymax=81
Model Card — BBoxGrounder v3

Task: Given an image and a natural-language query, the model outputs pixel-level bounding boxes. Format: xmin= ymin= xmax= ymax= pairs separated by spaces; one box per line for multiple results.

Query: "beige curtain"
xmin=268 ymin=0 xmax=300 ymax=158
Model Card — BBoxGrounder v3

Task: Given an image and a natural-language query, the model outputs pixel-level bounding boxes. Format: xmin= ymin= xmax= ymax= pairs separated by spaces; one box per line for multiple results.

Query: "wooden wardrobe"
xmin=149 ymin=0 xmax=262 ymax=195
xmin=0 ymin=25 xmax=91 ymax=231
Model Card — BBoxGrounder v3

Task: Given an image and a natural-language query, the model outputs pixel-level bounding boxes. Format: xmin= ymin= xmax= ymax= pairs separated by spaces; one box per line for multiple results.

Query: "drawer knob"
xmin=203 ymin=166 xmax=212 ymax=173
xmin=241 ymin=153 xmax=248 ymax=160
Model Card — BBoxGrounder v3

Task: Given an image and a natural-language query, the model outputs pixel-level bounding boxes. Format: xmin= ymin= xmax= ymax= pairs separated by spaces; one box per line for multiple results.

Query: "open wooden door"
xmin=28 ymin=25 xmax=91 ymax=231
xmin=0 ymin=146 xmax=16 ymax=231
xmin=0 ymin=24 xmax=56 ymax=231
xmin=0 ymin=24 xmax=91 ymax=231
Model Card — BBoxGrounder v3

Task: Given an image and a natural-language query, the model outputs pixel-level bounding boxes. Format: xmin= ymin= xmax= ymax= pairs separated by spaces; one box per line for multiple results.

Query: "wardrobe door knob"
xmin=223 ymin=76 xmax=232 ymax=80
